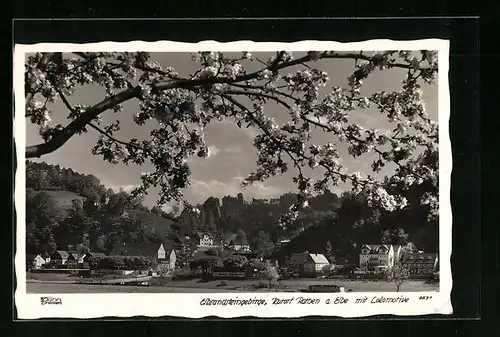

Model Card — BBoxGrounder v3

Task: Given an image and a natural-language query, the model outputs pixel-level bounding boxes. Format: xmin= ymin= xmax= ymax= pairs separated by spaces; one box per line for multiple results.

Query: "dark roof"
xmin=195 ymin=231 xmax=213 ymax=239
xmin=290 ymin=253 xmax=329 ymax=265
xmin=53 ymin=250 xmax=70 ymax=259
xmin=401 ymin=253 xmax=437 ymax=263
xmin=87 ymin=252 xmax=107 ymax=259
xmin=360 ymin=244 xmax=391 ymax=254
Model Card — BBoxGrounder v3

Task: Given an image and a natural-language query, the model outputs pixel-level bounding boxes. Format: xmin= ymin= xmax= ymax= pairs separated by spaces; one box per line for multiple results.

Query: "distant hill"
xmin=39 ymin=189 xmax=181 ymax=238
xmin=25 ymin=159 xmax=438 ymax=258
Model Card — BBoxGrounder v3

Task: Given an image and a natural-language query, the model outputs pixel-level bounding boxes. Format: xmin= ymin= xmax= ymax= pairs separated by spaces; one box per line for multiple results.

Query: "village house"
xmin=400 ymin=253 xmax=438 ymax=276
xmin=82 ymin=252 xmax=107 ymax=263
xmin=50 ymin=250 xmax=70 ymax=265
xmin=156 ymin=243 xmax=176 ymax=268
xmin=168 ymin=249 xmax=176 ymax=269
xmin=67 ymin=252 xmax=86 ymax=264
xmin=225 ymin=234 xmax=251 ymax=252
xmin=289 ymin=253 xmax=330 ymax=273
xmin=194 ymin=231 xmax=214 ymax=248
xmin=157 ymin=243 xmax=166 ymax=260
xmin=359 ymin=244 xmax=402 ymax=271
xmin=32 ymin=254 xmax=46 ymax=269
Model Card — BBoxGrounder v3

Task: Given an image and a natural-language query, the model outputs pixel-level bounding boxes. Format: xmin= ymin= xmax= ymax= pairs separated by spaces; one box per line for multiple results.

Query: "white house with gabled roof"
xmin=289 ymin=252 xmax=330 ymax=273
xmin=157 ymin=243 xmax=166 ymax=260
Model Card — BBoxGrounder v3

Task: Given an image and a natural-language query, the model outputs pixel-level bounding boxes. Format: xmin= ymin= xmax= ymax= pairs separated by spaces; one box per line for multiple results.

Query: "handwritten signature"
xmin=40 ymin=296 xmax=62 ymax=305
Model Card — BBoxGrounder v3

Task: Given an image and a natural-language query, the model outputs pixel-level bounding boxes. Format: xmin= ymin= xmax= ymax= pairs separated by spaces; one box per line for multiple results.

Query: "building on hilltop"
xmin=252 ymin=198 xmax=269 ymax=204
xmin=275 ymin=238 xmax=291 ymax=248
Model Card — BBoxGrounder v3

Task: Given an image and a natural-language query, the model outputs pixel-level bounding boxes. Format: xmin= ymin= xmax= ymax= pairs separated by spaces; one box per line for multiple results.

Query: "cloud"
xmin=224 ymin=145 xmax=243 ymax=154
xmin=207 ymin=145 xmax=220 ymax=158
xmin=185 ymin=176 xmax=282 ymax=203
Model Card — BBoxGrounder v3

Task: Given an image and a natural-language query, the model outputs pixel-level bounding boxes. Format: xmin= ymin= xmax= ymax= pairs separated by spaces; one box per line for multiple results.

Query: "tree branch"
xmin=26 ymin=86 xmax=142 ymax=158
xmin=87 ymin=122 xmax=144 ymax=151
xmin=25 ymin=51 xmax=434 ymax=159
xmin=25 ymin=53 xmax=58 ymax=107
xmin=299 ymin=115 xmax=427 ymax=181
xmin=224 ymin=89 xmax=294 ymax=110
xmin=229 ymin=83 xmax=299 ymax=102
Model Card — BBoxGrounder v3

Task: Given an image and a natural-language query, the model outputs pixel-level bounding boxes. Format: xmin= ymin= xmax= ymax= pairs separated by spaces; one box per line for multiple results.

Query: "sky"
xmin=25 ymin=51 xmax=438 ymax=209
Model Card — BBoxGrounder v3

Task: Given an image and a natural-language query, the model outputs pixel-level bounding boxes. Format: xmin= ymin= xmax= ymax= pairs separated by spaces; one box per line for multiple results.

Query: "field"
xmin=42 ymin=190 xmax=87 ymax=210
xmin=26 ymin=273 xmax=439 ymax=293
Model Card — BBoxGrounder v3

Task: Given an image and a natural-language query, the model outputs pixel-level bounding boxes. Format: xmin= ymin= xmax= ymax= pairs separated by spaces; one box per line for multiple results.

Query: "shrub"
xmin=87 ymin=257 xmax=100 ymax=270
xmin=223 ymin=255 xmax=248 ymax=269
xmin=172 ymin=268 xmax=195 ymax=280
xmin=123 ymin=256 xmax=152 ymax=270
xmin=247 ymin=258 xmax=266 ymax=271
xmin=95 ymin=256 xmax=154 ymax=270
xmin=97 ymin=256 xmax=124 ymax=270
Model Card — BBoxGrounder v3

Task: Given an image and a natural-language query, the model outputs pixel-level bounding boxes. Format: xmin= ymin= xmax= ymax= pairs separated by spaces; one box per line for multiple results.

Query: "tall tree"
xmin=25 ymin=191 xmax=61 ymax=254
xmin=324 ymin=240 xmax=334 ymax=262
xmin=251 ymin=230 xmax=275 ymax=257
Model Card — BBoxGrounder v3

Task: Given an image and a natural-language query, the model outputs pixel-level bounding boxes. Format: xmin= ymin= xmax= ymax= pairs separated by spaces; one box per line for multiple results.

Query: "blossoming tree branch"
xmin=24 ymin=50 xmax=439 ymax=223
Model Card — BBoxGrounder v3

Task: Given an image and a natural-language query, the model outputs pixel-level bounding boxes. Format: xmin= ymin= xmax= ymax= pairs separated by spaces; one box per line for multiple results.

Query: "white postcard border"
xmin=14 ymin=39 xmax=452 ymax=319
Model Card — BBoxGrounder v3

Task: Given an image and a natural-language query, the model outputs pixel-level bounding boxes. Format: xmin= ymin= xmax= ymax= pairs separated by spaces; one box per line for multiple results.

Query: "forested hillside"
xmin=25 ymin=160 xmax=438 ymax=259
